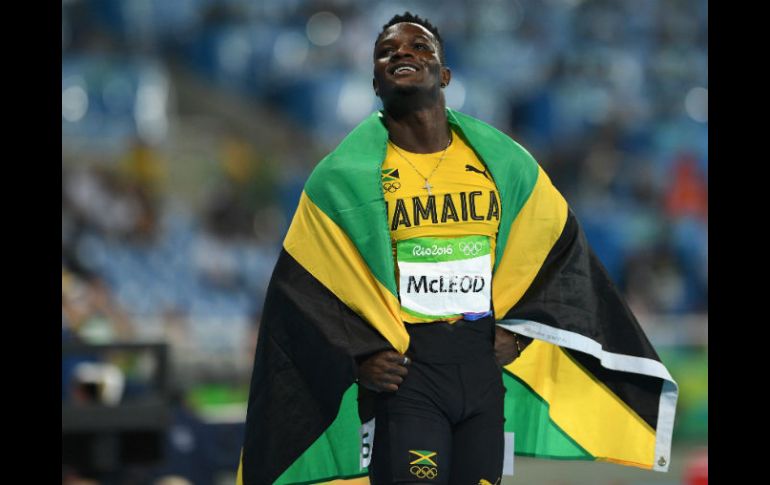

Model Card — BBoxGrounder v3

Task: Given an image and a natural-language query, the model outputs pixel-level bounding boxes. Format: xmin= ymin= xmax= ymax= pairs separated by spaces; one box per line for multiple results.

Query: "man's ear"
xmin=440 ymin=67 xmax=452 ymax=88
xmin=373 ymin=77 xmax=379 ymax=97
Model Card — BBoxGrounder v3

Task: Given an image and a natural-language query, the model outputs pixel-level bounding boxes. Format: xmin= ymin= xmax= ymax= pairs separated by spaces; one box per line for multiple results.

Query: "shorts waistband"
xmin=405 ymin=315 xmax=496 ymax=363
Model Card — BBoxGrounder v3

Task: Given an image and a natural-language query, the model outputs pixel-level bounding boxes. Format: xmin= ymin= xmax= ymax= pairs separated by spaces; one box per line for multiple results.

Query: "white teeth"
xmin=394 ymin=66 xmax=417 ymax=74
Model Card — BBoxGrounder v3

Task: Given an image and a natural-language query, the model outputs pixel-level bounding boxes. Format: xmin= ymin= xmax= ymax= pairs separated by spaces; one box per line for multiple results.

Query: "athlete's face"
xmin=373 ymin=22 xmax=450 ymax=99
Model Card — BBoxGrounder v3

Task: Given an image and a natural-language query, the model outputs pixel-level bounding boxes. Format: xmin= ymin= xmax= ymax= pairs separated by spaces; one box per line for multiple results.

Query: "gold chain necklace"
xmin=388 ymin=134 xmax=452 ymax=195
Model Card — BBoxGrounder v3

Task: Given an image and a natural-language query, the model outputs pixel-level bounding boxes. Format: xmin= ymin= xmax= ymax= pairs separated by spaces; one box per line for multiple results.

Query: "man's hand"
xmin=494 ymin=326 xmax=521 ymax=367
xmin=357 ymin=350 xmax=410 ymax=393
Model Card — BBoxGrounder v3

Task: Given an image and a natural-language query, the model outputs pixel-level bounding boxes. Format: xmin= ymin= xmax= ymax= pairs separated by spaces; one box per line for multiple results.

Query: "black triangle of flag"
xmin=391 ymin=169 xmax=400 ymax=179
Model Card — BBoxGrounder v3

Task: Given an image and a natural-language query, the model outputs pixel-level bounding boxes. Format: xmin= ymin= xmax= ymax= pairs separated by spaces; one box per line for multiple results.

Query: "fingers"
xmin=379 ymin=373 xmax=404 ymax=386
xmin=363 ymin=351 xmax=411 ymax=393
xmin=389 ymin=364 xmax=409 ymax=377
xmin=378 ymin=360 xmax=408 ymax=380
xmin=355 ymin=350 xmax=412 ymax=393
xmin=381 ymin=351 xmax=410 ymax=365
xmin=375 ymin=352 xmax=410 ymax=372
xmin=362 ymin=371 xmax=403 ymax=393
xmin=383 ymin=356 xmax=410 ymax=379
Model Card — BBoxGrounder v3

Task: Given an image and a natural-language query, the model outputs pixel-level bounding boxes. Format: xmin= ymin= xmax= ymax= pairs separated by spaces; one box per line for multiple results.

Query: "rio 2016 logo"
xmin=412 ymin=244 xmax=453 ymax=257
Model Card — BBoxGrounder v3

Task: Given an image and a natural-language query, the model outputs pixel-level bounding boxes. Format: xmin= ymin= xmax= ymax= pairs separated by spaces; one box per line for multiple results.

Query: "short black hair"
xmin=375 ymin=12 xmax=445 ymax=65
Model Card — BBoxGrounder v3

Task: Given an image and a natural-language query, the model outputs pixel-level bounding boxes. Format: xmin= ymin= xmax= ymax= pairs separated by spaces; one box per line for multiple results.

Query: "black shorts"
xmin=368 ymin=316 xmax=505 ymax=485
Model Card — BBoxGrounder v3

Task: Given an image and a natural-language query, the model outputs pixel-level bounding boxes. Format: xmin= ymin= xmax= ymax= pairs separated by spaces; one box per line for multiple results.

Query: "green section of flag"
xmin=305 ymin=112 xmax=396 ymax=296
xmin=502 ymin=372 xmax=593 ymax=460
xmin=275 ymin=385 xmax=364 ymax=484
xmin=397 ymin=235 xmax=490 ymax=263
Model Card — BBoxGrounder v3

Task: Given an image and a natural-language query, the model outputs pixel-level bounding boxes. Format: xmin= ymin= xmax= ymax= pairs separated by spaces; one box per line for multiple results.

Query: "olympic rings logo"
xmin=458 ymin=241 xmax=483 ymax=256
xmin=383 ymin=182 xmax=401 ymax=193
xmin=409 ymin=465 xmax=438 ymax=479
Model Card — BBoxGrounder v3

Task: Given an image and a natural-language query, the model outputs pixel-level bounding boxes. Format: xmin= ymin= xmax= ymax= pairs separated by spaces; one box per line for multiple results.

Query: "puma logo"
xmin=465 ymin=164 xmax=491 ymax=180
xmin=478 ymin=479 xmax=500 ymax=485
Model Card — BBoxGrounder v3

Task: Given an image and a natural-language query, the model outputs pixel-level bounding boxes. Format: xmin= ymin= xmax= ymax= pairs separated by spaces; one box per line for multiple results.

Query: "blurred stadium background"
xmin=61 ymin=0 xmax=707 ymax=484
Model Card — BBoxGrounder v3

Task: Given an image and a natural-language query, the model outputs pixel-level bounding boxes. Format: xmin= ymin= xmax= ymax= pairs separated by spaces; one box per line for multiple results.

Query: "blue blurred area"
xmin=62 ymin=1 xmax=707 ymax=483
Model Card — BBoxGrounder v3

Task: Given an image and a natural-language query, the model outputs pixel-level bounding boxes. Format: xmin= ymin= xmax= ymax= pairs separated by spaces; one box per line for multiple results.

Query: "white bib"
xmin=397 ymin=236 xmax=492 ymax=320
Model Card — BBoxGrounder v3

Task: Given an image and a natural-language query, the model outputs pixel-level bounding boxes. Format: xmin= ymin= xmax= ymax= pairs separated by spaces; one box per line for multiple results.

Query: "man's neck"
xmin=382 ymin=102 xmax=451 ymax=154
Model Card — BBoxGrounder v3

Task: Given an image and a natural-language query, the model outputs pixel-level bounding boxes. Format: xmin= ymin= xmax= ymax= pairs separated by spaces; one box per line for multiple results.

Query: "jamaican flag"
xmin=237 ymin=109 xmax=677 ymax=484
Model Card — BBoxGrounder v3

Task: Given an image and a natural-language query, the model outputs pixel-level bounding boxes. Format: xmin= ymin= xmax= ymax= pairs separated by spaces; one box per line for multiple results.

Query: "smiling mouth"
xmin=391 ymin=65 xmax=419 ymax=76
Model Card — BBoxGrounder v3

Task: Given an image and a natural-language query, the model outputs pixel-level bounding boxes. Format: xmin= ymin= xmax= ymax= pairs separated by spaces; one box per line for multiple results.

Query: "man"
xmin=239 ymin=12 xmax=676 ymax=485
xmin=356 ymin=13 xmax=527 ymax=484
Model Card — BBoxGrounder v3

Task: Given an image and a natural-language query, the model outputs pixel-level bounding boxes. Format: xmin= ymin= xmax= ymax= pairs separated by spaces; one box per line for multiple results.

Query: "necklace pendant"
xmin=424 ymin=180 xmax=432 ymax=195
